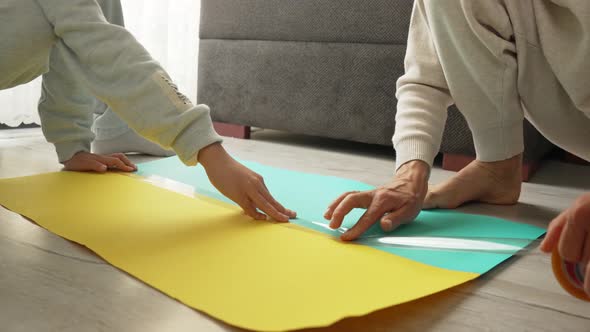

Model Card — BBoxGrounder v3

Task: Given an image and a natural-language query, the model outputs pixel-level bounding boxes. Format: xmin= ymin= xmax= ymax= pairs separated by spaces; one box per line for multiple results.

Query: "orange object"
xmin=551 ymin=249 xmax=590 ymax=301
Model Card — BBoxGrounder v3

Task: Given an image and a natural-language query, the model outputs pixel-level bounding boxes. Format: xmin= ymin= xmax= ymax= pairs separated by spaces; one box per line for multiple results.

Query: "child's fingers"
xmin=540 ymin=210 xmax=567 ymax=253
xmin=257 ymin=182 xmax=296 ymax=218
xmin=285 ymin=209 xmax=297 ymax=219
xmin=89 ymin=160 xmax=109 ymax=173
xmin=250 ymin=190 xmax=289 ymax=222
xmin=98 ymin=156 xmax=135 ymax=172
xmin=110 ymin=153 xmax=136 ymax=170
xmin=64 ymin=157 xmax=107 ymax=173
xmin=82 ymin=159 xmax=108 ymax=173
xmin=240 ymin=201 xmax=266 ymax=221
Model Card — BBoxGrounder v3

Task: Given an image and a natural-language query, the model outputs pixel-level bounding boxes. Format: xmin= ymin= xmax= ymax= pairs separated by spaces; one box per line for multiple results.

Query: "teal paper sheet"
xmin=137 ymin=157 xmax=546 ymax=274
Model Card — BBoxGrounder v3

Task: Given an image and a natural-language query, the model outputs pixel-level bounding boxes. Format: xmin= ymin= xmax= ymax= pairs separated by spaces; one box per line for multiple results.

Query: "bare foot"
xmin=423 ymin=154 xmax=522 ymax=209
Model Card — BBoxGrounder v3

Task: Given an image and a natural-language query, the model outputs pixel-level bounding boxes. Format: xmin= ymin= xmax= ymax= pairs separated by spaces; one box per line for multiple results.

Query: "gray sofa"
xmin=197 ymin=0 xmax=555 ymax=180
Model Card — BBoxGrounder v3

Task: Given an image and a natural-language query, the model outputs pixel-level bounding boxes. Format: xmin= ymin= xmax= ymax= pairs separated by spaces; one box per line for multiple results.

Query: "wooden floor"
xmin=1 ymin=128 xmax=589 ymax=332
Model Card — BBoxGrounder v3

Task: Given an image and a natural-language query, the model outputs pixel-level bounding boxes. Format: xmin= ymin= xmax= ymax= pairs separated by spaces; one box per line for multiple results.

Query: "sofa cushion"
xmin=198 ymin=39 xmax=405 ymax=146
xmin=200 ymin=0 xmax=413 ymax=45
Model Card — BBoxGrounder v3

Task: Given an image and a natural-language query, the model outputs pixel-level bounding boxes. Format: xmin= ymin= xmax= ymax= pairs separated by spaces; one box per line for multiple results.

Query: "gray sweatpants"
xmin=0 ymin=0 xmax=221 ymax=164
xmin=89 ymin=0 xmax=134 ymax=142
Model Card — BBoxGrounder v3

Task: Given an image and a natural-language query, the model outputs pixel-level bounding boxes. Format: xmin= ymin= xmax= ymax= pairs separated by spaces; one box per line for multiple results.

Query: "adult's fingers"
xmin=329 ymin=192 xmax=373 ymax=229
xmin=380 ymin=206 xmax=412 ymax=232
xmin=340 ymin=203 xmax=387 ymax=241
xmin=324 ymin=191 xmax=359 ymax=220
xmin=422 ymin=189 xmax=439 ymax=210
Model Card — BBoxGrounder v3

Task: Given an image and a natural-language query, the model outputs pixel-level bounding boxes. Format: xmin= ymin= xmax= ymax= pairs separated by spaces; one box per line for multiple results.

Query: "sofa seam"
xmin=198 ymin=37 xmax=408 ymax=47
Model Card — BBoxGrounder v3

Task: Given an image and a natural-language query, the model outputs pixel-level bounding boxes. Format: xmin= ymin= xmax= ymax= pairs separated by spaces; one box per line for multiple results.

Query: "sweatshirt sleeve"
xmin=393 ymin=0 xmax=454 ymax=171
xmin=35 ymin=0 xmax=221 ymax=166
xmin=38 ymin=45 xmax=95 ymax=163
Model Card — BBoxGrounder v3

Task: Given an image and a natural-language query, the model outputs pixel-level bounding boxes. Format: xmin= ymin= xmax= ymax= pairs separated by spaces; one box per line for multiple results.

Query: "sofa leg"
xmin=441 ymin=153 xmax=539 ymax=182
xmin=213 ymin=122 xmax=251 ymax=139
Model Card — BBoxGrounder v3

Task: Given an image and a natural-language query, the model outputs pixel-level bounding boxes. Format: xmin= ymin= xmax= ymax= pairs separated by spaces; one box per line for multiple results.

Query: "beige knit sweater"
xmin=393 ymin=0 xmax=590 ymax=170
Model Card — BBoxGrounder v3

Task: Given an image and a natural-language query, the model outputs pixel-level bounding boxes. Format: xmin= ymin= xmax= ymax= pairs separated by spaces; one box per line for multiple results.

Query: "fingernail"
xmin=382 ymin=220 xmax=392 ymax=231
xmin=324 ymin=209 xmax=330 ymax=218
xmin=100 ymin=165 xmax=107 ymax=171
xmin=340 ymin=232 xmax=352 ymax=242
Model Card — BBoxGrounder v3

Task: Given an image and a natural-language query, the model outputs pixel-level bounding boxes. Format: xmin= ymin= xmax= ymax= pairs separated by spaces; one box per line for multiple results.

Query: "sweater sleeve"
xmin=38 ymin=46 xmax=95 ymax=163
xmin=35 ymin=0 xmax=221 ymax=166
xmin=393 ymin=0 xmax=453 ymax=171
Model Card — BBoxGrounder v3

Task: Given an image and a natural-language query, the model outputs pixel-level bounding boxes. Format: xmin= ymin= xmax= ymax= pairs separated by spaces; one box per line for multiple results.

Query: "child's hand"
xmin=541 ymin=193 xmax=590 ymax=295
xmin=63 ymin=151 xmax=137 ymax=173
xmin=198 ymin=143 xmax=296 ymax=222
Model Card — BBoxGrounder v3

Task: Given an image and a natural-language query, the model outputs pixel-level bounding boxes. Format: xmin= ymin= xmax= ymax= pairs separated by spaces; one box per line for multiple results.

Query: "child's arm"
xmin=197 ymin=143 xmax=296 ymax=221
xmin=37 ymin=54 xmax=94 ymax=163
xmin=34 ymin=0 xmax=295 ymax=221
xmin=38 ymin=44 xmax=135 ymax=172
xmin=35 ymin=0 xmax=221 ymax=167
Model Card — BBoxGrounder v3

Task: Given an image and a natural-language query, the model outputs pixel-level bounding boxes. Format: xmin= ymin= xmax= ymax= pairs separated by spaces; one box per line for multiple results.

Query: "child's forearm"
xmin=35 ymin=0 xmax=222 ymax=166
xmin=38 ymin=49 xmax=95 ymax=163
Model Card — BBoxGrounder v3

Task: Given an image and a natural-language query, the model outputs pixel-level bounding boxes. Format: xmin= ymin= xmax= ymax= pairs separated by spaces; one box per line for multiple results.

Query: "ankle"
xmin=478 ymin=156 xmax=522 ymax=204
xmin=477 ymin=154 xmax=523 ymax=181
xmin=481 ymin=154 xmax=521 ymax=169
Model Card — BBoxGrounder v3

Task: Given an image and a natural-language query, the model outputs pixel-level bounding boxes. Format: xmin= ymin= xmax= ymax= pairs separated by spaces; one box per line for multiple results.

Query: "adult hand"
xmin=541 ymin=193 xmax=590 ymax=295
xmin=324 ymin=160 xmax=429 ymax=241
xmin=198 ymin=143 xmax=296 ymax=222
xmin=63 ymin=151 xmax=136 ymax=172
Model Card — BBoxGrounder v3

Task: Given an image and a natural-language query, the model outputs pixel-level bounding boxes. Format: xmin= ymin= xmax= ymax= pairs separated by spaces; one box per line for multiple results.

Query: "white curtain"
xmin=0 ymin=0 xmax=201 ymax=126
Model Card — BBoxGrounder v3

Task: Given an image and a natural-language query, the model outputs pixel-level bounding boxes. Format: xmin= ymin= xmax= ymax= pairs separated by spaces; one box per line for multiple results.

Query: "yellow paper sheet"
xmin=0 ymin=172 xmax=477 ymax=331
